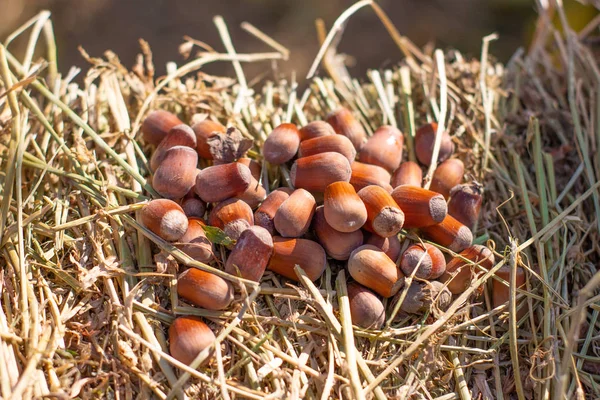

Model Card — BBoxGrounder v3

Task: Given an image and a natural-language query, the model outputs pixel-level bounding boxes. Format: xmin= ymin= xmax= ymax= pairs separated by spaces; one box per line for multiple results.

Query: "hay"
xmin=0 ymin=2 xmax=599 ymax=399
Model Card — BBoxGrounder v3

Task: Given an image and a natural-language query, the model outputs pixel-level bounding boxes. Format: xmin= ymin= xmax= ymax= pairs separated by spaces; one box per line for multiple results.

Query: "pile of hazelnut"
xmin=140 ymin=107 xmax=512 ymax=367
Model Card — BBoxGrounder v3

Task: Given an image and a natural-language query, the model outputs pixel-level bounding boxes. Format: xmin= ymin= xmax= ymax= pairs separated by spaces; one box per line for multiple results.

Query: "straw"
xmin=1 ymin=3 xmax=598 ymax=398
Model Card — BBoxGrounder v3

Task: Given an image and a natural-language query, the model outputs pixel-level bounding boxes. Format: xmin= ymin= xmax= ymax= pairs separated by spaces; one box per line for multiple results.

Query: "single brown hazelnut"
xmin=141 ymin=110 xmax=183 ymax=146
xmin=440 ymin=245 xmax=494 ymax=294
xmin=327 ymin=107 xmax=367 ymax=151
xmin=391 ymin=161 xmax=423 ymax=188
xmin=420 ymin=214 xmax=473 ymax=253
xmin=208 ymin=198 xmax=254 ymax=241
xmin=298 ymin=134 xmax=356 ymax=163
xmin=267 ymin=237 xmax=327 ymax=282
xmin=176 ymin=218 xmax=213 ymax=262
xmin=177 ymin=268 xmax=234 ymax=310
xmin=358 ymin=125 xmax=403 ymax=172
xmin=348 ymin=245 xmax=404 ymax=298
xmin=181 ymin=197 xmax=207 ymax=219
xmin=168 ymin=316 xmax=215 ymax=366
xmin=274 ymin=189 xmax=316 ymax=237
xmin=262 ymin=123 xmax=300 ymax=165
xmin=299 ymin=120 xmax=335 ymax=141
xmin=324 ymin=182 xmax=367 ymax=233
xmin=347 ymin=282 xmax=385 ymax=329
xmin=225 ymin=225 xmax=273 ymax=282
xmin=195 ymin=163 xmax=252 ymax=203
xmin=430 ymin=158 xmax=465 ymax=199
xmin=391 ymin=186 xmax=447 ymax=228
xmin=312 ymin=206 xmax=364 ymax=260
xmin=414 ymin=122 xmax=454 ymax=166
xmin=448 ymin=183 xmax=483 ymax=230
xmin=357 ymin=185 xmax=404 ymax=238
xmin=399 ymin=243 xmax=446 ymax=280
xmin=141 ymin=199 xmax=188 ymax=242
xmin=290 ymin=152 xmax=351 ymax=192
xmin=152 ymin=146 xmax=198 ymax=200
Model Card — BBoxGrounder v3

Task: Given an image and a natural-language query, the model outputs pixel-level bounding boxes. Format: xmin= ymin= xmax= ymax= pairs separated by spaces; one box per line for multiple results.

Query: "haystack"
xmin=0 ymin=3 xmax=598 ymax=399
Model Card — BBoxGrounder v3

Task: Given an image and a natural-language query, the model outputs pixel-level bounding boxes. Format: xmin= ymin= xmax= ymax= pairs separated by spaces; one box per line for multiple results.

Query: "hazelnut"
xmin=299 ymin=120 xmax=335 ymax=141
xmin=274 ymin=189 xmax=316 ymax=237
xmin=152 ymin=146 xmax=198 ymax=200
xmin=391 ymin=185 xmax=447 ymax=228
xmin=208 ymin=198 xmax=254 ymax=241
xmin=168 ymin=316 xmax=215 ymax=366
xmin=298 ymin=134 xmax=356 ymax=163
xmin=391 ymin=161 xmax=423 ymax=188
xmin=141 ymin=110 xmax=183 ymax=146
xmin=267 ymin=237 xmax=327 ymax=282
xmin=140 ymin=199 xmax=188 ymax=242
xmin=357 ymin=185 xmax=404 ymax=238
xmin=448 ymin=183 xmax=483 ymax=230
xmin=430 ymin=158 xmax=465 ymax=199
xmin=420 ymin=214 xmax=473 ymax=253
xmin=414 ymin=122 xmax=454 ymax=166
xmin=347 ymin=282 xmax=385 ymax=329
xmin=348 ymin=245 xmax=404 ymax=298
xmin=358 ymin=125 xmax=403 ymax=172
xmin=290 ymin=152 xmax=351 ymax=192
xmin=176 ymin=218 xmax=213 ymax=262
xmin=399 ymin=243 xmax=446 ymax=280
xmin=262 ymin=123 xmax=300 ymax=165
xmin=225 ymin=226 xmax=273 ymax=282
xmin=440 ymin=245 xmax=495 ymax=294
xmin=312 ymin=206 xmax=364 ymax=260
xmin=327 ymin=107 xmax=367 ymax=151
xmin=324 ymin=182 xmax=367 ymax=233
xmin=195 ymin=163 xmax=252 ymax=203
xmin=177 ymin=268 xmax=234 ymax=310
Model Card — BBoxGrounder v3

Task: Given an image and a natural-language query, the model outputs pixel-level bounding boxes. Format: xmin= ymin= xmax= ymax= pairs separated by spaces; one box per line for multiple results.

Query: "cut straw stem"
xmin=423 ymin=50 xmax=448 ymax=189
xmin=336 ymin=271 xmax=365 ymax=400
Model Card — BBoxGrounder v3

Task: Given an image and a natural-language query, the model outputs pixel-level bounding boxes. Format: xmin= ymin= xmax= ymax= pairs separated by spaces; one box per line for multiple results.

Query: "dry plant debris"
xmin=0 ymin=3 xmax=599 ymax=399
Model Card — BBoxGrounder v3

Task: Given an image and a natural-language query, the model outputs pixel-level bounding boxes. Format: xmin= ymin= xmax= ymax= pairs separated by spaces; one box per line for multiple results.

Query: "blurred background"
xmin=0 ymin=0 xmax=598 ymax=80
